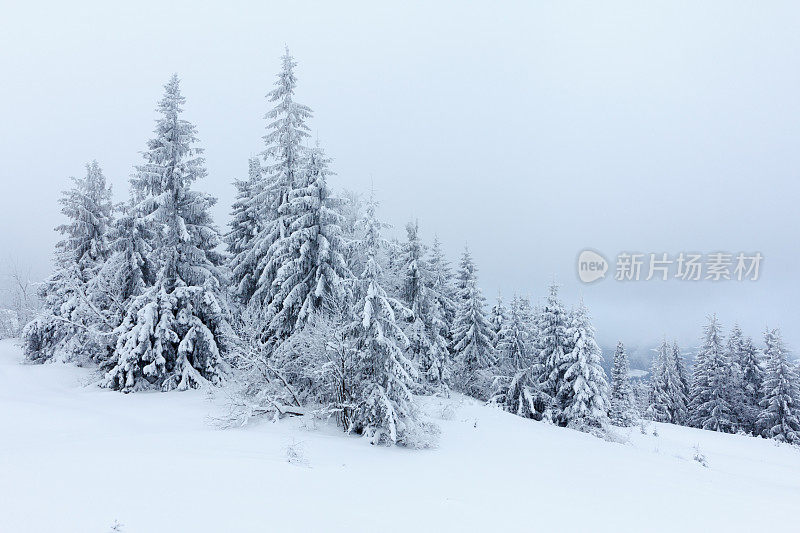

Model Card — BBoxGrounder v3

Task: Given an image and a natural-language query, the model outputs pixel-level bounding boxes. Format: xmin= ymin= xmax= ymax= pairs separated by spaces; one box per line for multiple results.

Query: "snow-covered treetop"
xmin=399 ymin=220 xmax=428 ymax=314
xmin=55 ymin=160 xmax=113 ymax=272
xmin=132 ymin=74 xmax=207 ymax=201
xmin=456 ymin=246 xmax=476 ymax=292
xmin=263 ymin=47 xmax=313 ymax=179
xmin=130 ymin=74 xmax=222 ymax=291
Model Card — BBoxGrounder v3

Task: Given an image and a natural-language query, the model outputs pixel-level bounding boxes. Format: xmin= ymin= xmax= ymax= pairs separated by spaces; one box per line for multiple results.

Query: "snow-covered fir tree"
xmin=346 ymin=193 xmax=429 ymax=446
xmin=399 ymin=220 xmax=427 ymax=315
xmin=23 ymin=161 xmax=114 ymax=362
xmin=398 ymin=221 xmax=450 ymax=388
xmin=737 ymin=333 xmax=764 ymax=434
xmin=609 ymin=341 xmax=638 ymax=426
xmin=516 ymin=296 xmax=536 ymax=347
xmin=104 ymin=75 xmax=233 ymax=392
xmin=398 ymin=220 xmax=427 ymax=368
xmin=688 ymin=315 xmax=736 ymax=432
xmin=538 ymin=283 xmax=572 ymax=419
xmin=646 ymin=340 xmax=669 ymax=422
xmin=338 ymin=189 xmax=366 ymax=278
xmin=559 ymin=301 xmax=609 ymax=429
xmin=56 ymin=160 xmax=114 ymax=277
xmin=230 ymin=48 xmax=313 ymax=308
xmin=450 ymin=247 xmax=495 ymax=399
xmin=721 ymin=325 xmax=746 ymax=427
xmin=496 ymin=295 xmax=533 ymax=373
xmin=648 ymin=338 xmax=687 ymax=424
xmin=94 ymin=200 xmax=155 ymax=349
xmin=427 ymin=235 xmax=457 ymax=337
xmin=491 ymin=294 xmax=548 ymax=421
xmin=380 ymin=236 xmax=405 ymax=299
xmin=225 ymin=157 xmax=261 ymax=303
xmin=671 ymin=341 xmax=690 ymax=423
xmin=490 ymin=362 xmax=550 ymax=420
xmin=757 ymin=328 xmax=800 ymax=444
xmin=489 ymin=293 xmax=507 ymax=349
xmin=422 ymin=235 xmax=456 ymax=387
xmin=455 ymin=246 xmax=476 ymax=298
xmin=418 ymin=297 xmax=452 ymax=389
xmin=262 ymin=142 xmax=350 ymax=343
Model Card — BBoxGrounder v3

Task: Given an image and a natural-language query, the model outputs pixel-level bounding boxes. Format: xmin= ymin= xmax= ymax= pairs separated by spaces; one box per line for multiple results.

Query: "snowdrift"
xmin=0 ymin=339 xmax=798 ymax=533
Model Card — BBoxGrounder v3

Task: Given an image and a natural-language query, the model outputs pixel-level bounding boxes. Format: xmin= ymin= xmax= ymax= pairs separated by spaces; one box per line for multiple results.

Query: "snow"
xmin=1 ymin=338 xmax=799 ymax=533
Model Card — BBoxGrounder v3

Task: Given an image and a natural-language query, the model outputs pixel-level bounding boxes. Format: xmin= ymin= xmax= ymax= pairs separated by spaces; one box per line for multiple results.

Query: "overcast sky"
xmin=1 ymin=1 xmax=798 ymax=356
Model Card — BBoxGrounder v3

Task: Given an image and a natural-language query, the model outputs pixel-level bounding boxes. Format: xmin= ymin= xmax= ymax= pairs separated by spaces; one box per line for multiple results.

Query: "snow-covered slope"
xmin=1 ymin=339 xmax=798 ymax=533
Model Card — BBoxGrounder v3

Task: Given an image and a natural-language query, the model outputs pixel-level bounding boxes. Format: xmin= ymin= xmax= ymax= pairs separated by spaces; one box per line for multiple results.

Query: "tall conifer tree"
xmin=231 ymin=48 xmax=312 ymax=308
xmin=105 ymin=75 xmax=232 ymax=392
xmin=757 ymin=328 xmax=800 ymax=443
xmin=688 ymin=315 xmax=736 ymax=432
xmin=609 ymin=341 xmax=638 ymax=426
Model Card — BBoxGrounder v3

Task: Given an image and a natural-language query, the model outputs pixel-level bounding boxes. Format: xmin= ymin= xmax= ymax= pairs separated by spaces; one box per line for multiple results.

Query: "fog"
xmin=1 ymin=1 xmax=798 ymax=355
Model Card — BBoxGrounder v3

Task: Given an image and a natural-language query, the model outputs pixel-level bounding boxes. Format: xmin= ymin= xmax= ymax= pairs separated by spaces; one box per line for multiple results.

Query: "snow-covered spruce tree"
xmin=419 ymin=291 xmax=452 ymax=389
xmin=346 ymin=193 xmax=432 ymax=447
xmin=688 ymin=315 xmax=736 ymax=432
xmin=723 ymin=324 xmax=748 ymax=428
xmin=455 ymin=246 xmax=476 ymax=298
xmin=98 ymin=202 xmax=154 ymax=318
xmin=231 ymin=47 xmax=312 ymax=307
xmin=399 ymin=220 xmax=428 ymax=364
xmin=91 ymin=201 xmax=156 ymax=366
xmin=516 ymin=296 xmax=536 ymax=344
xmin=609 ymin=341 xmax=638 ymax=426
xmin=225 ymin=157 xmax=262 ymax=303
xmin=451 ymin=247 xmax=496 ymax=399
xmin=737 ymin=334 xmax=764 ymax=434
xmin=56 ymin=160 xmax=114 ymax=277
xmin=23 ymin=161 xmax=114 ymax=362
xmin=104 ymin=75 xmax=232 ymax=392
xmin=538 ymin=283 xmax=572 ymax=422
xmin=340 ymin=189 xmax=364 ymax=239
xmin=647 ymin=338 xmax=686 ymax=424
xmin=338 ymin=189 xmax=367 ymax=278
xmin=490 ymin=294 xmax=549 ymax=420
xmin=490 ymin=362 xmax=550 ymax=420
xmin=671 ymin=341 xmax=690 ymax=424
xmin=427 ymin=235 xmax=457 ymax=338
xmin=490 ymin=293 xmax=508 ymax=349
xmin=399 ymin=220 xmax=427 ymax=315
xmin=757 ymin=328 xmax=800 ymax=444
xmin=496 ymin=295 xmax=533 ymax=373
xmin=262 ymin=143 xmax=350 ymax=343
xmin=398 ymin=221 xmax=450 ymax=388
xmin=519 ymin=297 xmax=541 ymax=363
xmin=381 ymin=236 xmax=406 ymax=298
xmin=423 ymin=235 xmax=456 ymax=387
xmin=646 ymin=340 xmax=669 ymax=421
xmin=559 ymin=301 xmax=609 ymax=429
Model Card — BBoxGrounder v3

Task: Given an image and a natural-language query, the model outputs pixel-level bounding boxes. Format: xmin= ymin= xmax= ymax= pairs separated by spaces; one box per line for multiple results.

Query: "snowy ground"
xmin=1 ymin=339 xmax=798 ymax=533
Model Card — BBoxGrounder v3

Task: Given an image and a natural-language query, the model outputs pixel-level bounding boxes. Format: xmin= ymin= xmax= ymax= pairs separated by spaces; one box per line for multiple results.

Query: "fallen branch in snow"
xmin=211 ymin=390 xmax=306 ymax=429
